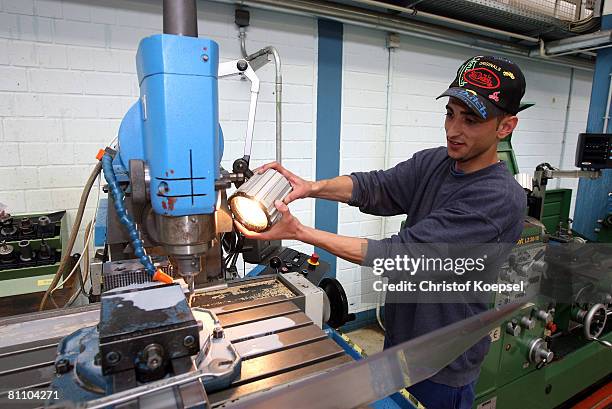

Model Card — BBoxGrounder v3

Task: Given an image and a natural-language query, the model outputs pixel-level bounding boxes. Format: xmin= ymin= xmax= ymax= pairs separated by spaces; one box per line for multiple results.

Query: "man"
xmin=235 ymin=55 xmax=527 ymax=409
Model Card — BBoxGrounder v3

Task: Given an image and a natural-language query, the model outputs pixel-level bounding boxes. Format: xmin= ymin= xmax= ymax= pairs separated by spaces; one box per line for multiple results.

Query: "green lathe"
xmin=473 ymin=134 xmax=611 ymax=409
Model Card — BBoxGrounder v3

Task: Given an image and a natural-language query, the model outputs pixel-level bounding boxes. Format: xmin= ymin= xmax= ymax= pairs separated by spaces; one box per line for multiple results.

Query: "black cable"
xmin=221 ymin=232 xmax=236 ymax=273
xmin=222 ymin=231 xmax=245 ymax=278
xmin=75 ymin=253 xmax=86 ymax=297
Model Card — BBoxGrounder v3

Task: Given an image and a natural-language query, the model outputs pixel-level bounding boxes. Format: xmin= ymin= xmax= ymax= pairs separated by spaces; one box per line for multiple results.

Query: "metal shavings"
xmin=191 ymin=279 xmax=295 ymax=309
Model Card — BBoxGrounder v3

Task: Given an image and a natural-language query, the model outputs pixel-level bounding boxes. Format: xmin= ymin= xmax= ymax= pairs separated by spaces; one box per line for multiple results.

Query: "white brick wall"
xmin=338 ymin=26 xmax=593 ymax=313
xmin=0 ymin=0 xmax=318 ymax=272
xmin=338 ymin=27 xmax=388 ymax=312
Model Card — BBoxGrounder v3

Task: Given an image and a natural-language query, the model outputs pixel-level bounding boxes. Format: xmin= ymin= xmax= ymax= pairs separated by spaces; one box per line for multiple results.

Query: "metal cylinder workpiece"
xmin=228 ymin=169 xmax=292 ymax=232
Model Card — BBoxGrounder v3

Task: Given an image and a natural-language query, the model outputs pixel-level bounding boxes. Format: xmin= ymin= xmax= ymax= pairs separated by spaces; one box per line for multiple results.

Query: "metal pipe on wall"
xmin=602 ymin=72 xmax=612 ymax=133
xmin=530 ymin=29 xmax=612 ymax=57
xmin=557 ymin=68 xmax=575 ymax=188
xmin=239 ymin=28 xmax=283 ymax=164
xmin=213 ymin=0 xmax=594 ymax=71
xmin=545 ymin=43 xmax=612 ymax=57
xmin=349 ymin=0 xmax=541 ymax=43
xmin=379 ymin=34 xmax=396 ymax=245
xmin=376 ymin=36 xmax=396 ymax=333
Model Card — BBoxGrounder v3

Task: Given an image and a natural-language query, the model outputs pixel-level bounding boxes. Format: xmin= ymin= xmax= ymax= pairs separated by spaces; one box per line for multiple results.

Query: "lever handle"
xmin=593 ymin=337 xmax=612 ymax=348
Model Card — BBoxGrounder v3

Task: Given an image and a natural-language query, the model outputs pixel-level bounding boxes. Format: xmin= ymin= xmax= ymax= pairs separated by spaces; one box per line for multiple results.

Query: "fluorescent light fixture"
xmin=229 ymin=169 xmax=292 ymax=232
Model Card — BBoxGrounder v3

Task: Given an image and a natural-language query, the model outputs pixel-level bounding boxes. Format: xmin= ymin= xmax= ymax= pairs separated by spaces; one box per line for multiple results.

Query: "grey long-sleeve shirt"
xmin=348 ymin=146 xmax=526 ymax=387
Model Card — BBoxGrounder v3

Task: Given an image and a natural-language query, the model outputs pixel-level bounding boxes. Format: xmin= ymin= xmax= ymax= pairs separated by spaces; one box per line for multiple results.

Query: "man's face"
xmin=444 ymin=98 xmax=515 ymax=165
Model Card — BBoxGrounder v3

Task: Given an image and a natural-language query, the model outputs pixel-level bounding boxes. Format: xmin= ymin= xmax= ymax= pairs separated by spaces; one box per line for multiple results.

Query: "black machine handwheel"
xmin=319 ymin=277 xmax=355 ymax=329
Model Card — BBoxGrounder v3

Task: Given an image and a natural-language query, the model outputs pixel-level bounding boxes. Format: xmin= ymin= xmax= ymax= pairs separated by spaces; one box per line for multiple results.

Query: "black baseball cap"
xmin=437 ymin=55 xmax=527 ymax=120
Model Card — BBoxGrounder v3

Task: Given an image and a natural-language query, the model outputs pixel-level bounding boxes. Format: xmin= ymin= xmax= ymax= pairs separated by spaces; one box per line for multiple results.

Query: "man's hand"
xmin=256 ymin=162 xmax=313 ymax=204
xmin=235 ymin=200 xmax=367 ymax=265
xmin=234 ymin=200 xmax=302 ymax=241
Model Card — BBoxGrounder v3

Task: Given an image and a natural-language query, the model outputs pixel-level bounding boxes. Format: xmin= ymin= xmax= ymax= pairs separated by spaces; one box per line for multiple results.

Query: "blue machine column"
xmin=315 ymin=20 xmax=343 ymax=275
xmin=111 ymin=0 xmax=224 ymax=288
xmin=572 ymin=5 xmax=612 ymax=242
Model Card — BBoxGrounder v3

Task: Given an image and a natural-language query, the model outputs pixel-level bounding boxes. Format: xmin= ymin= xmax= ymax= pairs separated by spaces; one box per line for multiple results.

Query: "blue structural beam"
xmin=573 ymin=14 xmax=612 ymax=241
xmin=314 ymin=20 xmax=343 ymax=274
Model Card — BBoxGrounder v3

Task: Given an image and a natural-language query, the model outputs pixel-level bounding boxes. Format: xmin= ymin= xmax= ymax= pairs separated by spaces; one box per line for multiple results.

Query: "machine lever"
xmin=593 ymin=337 xmax=612 ymax=348
xmin=269 ymin=256 xmax=282 ymax=274
xmin=536 ymin=359 xmax=547 ymax=370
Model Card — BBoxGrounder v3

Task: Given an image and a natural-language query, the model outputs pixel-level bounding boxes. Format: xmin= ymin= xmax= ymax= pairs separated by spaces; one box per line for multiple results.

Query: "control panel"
xmin=258 ymin=247 xmax=331 ymax=286
xmin=574 ymin=133 xmax=612 ymax=170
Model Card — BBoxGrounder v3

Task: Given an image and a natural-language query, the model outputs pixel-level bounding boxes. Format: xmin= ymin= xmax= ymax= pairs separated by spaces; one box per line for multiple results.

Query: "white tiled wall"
xmin=338 ymin=26 xmax=592 ymax=313
xmin=0 ymin=0 xmax=318 ymax=268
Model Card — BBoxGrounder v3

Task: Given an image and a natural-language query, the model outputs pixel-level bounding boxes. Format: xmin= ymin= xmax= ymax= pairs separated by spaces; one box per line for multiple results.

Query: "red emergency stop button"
xmin=307 ymin=253 xmax=320 ymax=269
xmin=546 ymin=322 xmax=557 ymax=333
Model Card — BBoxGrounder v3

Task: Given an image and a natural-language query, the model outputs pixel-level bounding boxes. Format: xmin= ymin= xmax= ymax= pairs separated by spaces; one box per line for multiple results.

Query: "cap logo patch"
xmin=489 ymin=91 xmax=500 ymax=102
xmin=503 ymin=71 xmax=515 ymax=80
xmin=458 ymin=57 xmax=480 ymax=87
xmin=463 ymin=68 xmax=500 ymax=89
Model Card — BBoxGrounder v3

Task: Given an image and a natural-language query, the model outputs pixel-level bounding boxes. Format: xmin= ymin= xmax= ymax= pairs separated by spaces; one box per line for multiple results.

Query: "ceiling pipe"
xmin=529 ymin=29 xmax=612 ymax=57
xmin=546 ymin=43 xmax=612 ymax=57
xmin=347 ymin=0 xmax=541 ymax=43
xmin=212 ymin=0 xmax=593 ymax=70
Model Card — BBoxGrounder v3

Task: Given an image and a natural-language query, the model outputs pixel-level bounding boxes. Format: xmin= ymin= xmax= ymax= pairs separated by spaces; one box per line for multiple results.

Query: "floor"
xmin=346 ymin=323 xmax=385 ymax=355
